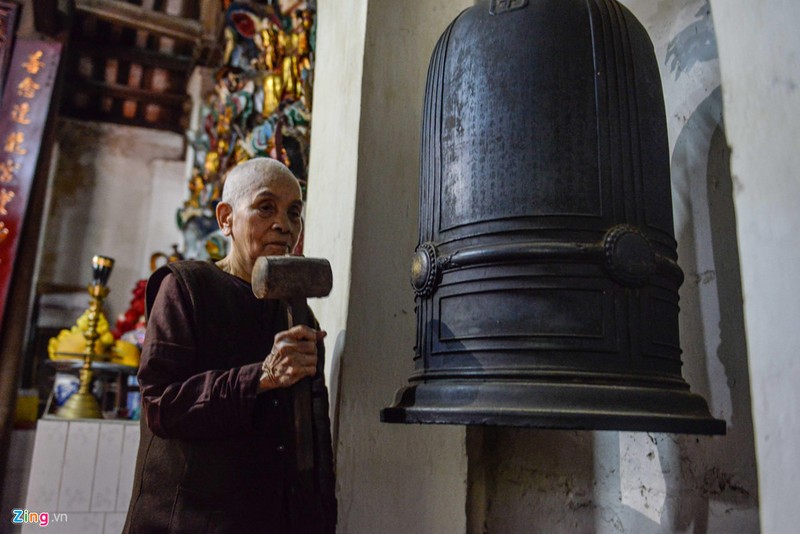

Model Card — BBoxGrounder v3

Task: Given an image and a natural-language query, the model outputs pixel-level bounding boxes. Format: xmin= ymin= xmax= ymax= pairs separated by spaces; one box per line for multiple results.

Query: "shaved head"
xmin=215 ymin=157 xmax=305 ymax=279
xmin=221 ymin=158 xmax=302 ymax=209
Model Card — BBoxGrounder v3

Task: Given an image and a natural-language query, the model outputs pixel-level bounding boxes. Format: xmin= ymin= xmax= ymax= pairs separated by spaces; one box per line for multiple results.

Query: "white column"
xmin=304 ymin=1 xmax=471 ymax=532
xmin=709 ymin=2 xmax=800 ymax=533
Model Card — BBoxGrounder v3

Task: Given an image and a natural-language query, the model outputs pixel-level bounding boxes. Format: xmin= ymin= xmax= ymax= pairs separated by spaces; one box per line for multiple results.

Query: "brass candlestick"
xmin=57 ymin=255 xmax=114 ymax=419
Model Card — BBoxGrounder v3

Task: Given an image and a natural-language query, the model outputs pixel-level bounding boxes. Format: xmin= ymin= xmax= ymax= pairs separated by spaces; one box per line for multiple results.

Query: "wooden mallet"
xmin=252 ymin=256 xmax=333 ymax=471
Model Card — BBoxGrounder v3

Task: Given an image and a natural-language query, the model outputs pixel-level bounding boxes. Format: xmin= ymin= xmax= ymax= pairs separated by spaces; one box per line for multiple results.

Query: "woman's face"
xmin=224 ymin=171 xmax=304 ymax=267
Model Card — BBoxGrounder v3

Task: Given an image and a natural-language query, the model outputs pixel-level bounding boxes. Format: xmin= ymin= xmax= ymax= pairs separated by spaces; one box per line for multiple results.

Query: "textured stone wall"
xmin=38 ymin=120 xmax=185 ymax=318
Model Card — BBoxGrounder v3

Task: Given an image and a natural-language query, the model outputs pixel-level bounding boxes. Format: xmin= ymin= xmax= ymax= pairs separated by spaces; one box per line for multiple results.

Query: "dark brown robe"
xmin=123 ymin=260 xmax=336 ymax=533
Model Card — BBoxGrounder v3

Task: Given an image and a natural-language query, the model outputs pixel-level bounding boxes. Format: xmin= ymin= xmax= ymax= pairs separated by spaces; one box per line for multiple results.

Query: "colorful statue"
xmin=178 ymin=1 xmax=316 ymax=262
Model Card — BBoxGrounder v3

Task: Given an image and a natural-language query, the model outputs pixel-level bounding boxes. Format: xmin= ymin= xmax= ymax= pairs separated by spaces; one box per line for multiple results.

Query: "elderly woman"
xmin=124 ymin=158 xmax=336 ymax=533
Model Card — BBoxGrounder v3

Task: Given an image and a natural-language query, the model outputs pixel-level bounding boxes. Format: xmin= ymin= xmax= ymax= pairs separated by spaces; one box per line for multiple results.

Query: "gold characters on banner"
xmin=0 ymin=159 xmax=19 ymax=182
xmin=16 ymin=76 xmax=39 ymax=99
xmin=21 ymin=50 xmax=44 ymax=74
xmin=11 ymin=102 xmax=31 ymax=124
xmin=0 ymin=188 xmax=15 ymax=215
xmin=0 ymin=48 xmax=46 ymax=243
xmin=4 ymin=131 xmax=26 ymax=155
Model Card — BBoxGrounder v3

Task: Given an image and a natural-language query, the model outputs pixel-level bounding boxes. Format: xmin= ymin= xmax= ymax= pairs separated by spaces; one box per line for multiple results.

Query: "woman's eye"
xmin=258 ymin=203 xmax=276 ymax=214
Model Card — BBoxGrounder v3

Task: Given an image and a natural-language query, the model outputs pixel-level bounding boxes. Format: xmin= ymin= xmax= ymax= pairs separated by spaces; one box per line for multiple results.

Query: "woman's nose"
xmin=272 ymin=211 xmax=291 ymax=232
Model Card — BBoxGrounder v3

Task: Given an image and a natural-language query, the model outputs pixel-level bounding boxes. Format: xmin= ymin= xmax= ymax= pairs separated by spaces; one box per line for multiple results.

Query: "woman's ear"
xmin=216 ymin=202 xmax=233 ymax=236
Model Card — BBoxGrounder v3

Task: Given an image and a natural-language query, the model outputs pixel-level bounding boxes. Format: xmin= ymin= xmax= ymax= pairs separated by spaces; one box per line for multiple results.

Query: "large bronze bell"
xmin=382 ymin=0 xmax=725 ymax=434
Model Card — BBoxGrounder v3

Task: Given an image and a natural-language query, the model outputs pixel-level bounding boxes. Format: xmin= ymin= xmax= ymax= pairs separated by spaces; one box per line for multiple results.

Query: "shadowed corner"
xmin=329 ymin=329 xmax=346 ymax=458
xmin=657 ymin=86 xmax=759 ymax=532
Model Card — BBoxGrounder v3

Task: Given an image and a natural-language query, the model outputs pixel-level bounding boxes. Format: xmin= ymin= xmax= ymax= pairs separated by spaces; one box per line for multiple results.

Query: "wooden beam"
xmin=67 ymin=77 xmax=190 ymax=107
xmin=72 ymin=42 xmax=194 ymax=72
xmin=74 ymin=0 xmax=203 ymax=43
xmin=200 ymin=0 xmax=221 ymax=37
xmin=33 ymin=0 xmax=61 ymax=36
xmin=0 ymin=2 xmax=19 ymax=99
xmin=193 ymin=0 xmax=224 ymax=67
xmin=60 ymin=105 xmax=185 ymax=133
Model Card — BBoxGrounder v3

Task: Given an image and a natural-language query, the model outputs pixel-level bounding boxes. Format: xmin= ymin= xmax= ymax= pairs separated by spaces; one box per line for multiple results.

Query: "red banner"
xmin=0 ymin=40 xmax=62 ymax=332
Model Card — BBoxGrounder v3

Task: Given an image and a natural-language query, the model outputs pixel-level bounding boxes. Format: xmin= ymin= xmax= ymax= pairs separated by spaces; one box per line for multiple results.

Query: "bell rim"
xmin=381 ymin=381 xmax=727 ymax=435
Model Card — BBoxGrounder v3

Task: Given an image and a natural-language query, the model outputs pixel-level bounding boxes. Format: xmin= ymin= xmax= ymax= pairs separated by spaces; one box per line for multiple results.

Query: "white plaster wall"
xmin=708 ymin=2 xmax=800 ymax=533
xmin=304 ymin=1 xmax=471 ymax=532
xmin=38 ymin=120 xmax=185 ymax=318
xmin=303 ymin=0 xmax=369 ymax=413
xmin=140 ymin=159 xmax=186 ymax=271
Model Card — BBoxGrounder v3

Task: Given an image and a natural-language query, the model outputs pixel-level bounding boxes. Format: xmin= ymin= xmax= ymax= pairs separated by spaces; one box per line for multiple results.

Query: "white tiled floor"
xmin=58 ymin=422 xmax=101 ymax=512
xmin=18 ymin=418 xmax=139 ymax=534
xmin=91 ymin=424 xmax=125 ymax=512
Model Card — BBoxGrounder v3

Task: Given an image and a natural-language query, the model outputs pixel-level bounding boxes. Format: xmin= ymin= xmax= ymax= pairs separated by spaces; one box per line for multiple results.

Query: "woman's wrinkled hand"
xmin=259 ymin=325 xmax=326 ymax=391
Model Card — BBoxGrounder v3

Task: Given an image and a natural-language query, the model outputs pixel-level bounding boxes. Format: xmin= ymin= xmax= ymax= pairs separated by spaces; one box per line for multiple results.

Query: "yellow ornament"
xmin=205 ymin=151 xmax=220 ymax=175
xmin=109 ymin=340 xmax=140 ymax=367
xmin=262 ymin=72 xmax=283 ymax=117
xmin=48 ymin=330 xmax=108 ymax=360
xmin=48 ymin=309 xmax=115 ymax=360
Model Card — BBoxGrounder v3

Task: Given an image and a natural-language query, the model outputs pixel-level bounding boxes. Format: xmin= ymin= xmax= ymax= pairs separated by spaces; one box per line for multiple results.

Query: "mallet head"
xmin=252 ymin=256 xmax=333 ymax=300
